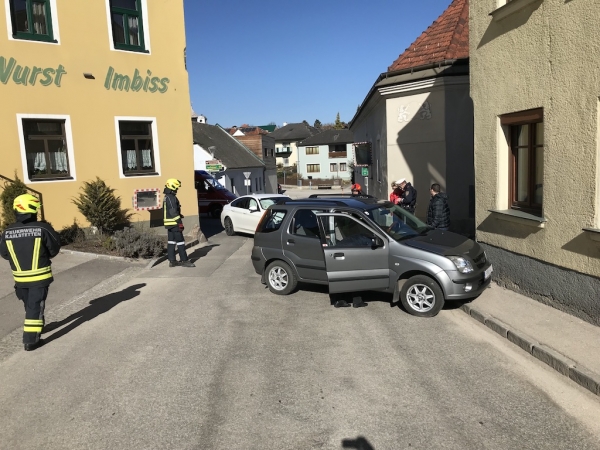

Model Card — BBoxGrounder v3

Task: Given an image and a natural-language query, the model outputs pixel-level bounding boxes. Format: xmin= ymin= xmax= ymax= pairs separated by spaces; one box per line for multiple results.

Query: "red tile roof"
xmin=388 ymin=0 xmax=469 ymax=72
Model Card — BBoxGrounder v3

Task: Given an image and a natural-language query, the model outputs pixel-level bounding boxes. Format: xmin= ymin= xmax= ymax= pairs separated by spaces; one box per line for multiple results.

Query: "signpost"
xmin=244 ymin=172 xmax=251 ymax=194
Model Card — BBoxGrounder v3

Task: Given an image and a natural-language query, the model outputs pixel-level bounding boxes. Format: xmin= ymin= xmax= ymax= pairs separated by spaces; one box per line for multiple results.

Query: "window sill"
xmin=13 ymin=34 xmax=58 ymax=44
xmin=123 ymin=172 xmax=159 ymax=177
xmin=583 ymin=228 xmax=600 ymax=242
xmin=489 ymin=209 xmax=547 ymax=228
xmin=489 ymin=0 xmax=540 ymax=21
xmin=113 ymin=45 xmax=150 ymax=54
xmin=30 ymin=176 xmax=73 ymax=182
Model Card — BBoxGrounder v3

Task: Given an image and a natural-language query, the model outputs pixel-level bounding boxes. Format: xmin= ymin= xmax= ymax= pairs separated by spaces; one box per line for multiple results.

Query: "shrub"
xmin=58 ymin=219 xmax=86 ymax=245
xmin=0 ymin=173 xmax=29 ymax=230
xmin=72 ymin=177 xmax=133 ymax=234
xmin=112 ymin=227 xmax=165 ymax=259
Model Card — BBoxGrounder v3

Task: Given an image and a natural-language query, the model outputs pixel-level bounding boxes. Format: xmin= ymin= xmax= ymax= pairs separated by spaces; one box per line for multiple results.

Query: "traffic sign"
xmin=244 ymin=179 xmax=251 ymax=186
xmin=361 ymin=167 xmax=369 ymax=176
xmin=206 ymin=163 xmax=223 ymax=172
xmin=243 ymin=172 xmax=251 ymax=179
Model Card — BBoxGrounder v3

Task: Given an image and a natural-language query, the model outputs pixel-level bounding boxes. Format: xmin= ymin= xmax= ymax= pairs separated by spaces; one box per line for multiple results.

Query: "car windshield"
xmin=205 ymin=177 xmax=226 ymax=190
xmin=365 ymin=202 xmax=432 ymax=241
xmin=260 ymin=197 xmax=289 ymax=209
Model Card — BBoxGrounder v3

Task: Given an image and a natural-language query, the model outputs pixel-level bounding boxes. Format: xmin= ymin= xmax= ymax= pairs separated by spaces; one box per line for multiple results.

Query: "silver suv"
xmin=251 ymin=196 xmax=492 ymax=317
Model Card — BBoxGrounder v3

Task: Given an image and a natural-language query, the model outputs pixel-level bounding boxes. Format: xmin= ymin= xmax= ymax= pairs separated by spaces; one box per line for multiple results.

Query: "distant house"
xmin=192 ymin=123 xmax=266 ymax=196
xmin=225 ymin=125 xmax=277 ymax=193
xmin=349 ymin=0 xmax=473 ymax=235
xmin=268 ymin=122 xmax=319 ymax=168
xmin=297 ymin=129 xmax=353 ymax=181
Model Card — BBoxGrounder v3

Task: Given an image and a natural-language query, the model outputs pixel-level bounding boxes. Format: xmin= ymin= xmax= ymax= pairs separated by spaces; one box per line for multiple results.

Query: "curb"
xmin=459 ymin=304 xmax=600 ymax=397
xmin=146 ymin=239 xmax=202 ymax=269
xmin=59 ymin=249 xmax=147 ymax=264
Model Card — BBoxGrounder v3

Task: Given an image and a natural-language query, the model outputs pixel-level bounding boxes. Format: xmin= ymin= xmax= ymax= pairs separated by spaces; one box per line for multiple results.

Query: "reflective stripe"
xmin=25 ymin=319 xmax=44 ymax=325
xmin=13 ymin=266 xmax=52 ymax=283
xmin=163 ymin=200 xmax=180 ymax=226
xmin=24 ymin=319 xmax=43 ymax=333
xmin=13 ymin=266 xmax=52 ymax=277
xmin=176 ymin=242 xmax=185 ymax=246
xmin=5 ymin=241 xmax=21 ymax=271
xmin=167 ymin=241 xmax=177 ymax=244
xmin=24 ymin=326 xmax=43 ymax=332
xmin=32 ymin=237 xmax=41 ymax=270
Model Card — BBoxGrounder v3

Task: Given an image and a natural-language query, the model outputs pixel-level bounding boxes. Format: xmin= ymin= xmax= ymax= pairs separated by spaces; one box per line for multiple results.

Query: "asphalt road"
xmin=0 ymin=222 xmax=599 ymax=449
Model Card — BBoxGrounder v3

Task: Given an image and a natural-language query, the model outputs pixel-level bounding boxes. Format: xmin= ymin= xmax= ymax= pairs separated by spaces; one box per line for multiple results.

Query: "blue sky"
xmin=184 ymin=0 xmax=453 ymax=128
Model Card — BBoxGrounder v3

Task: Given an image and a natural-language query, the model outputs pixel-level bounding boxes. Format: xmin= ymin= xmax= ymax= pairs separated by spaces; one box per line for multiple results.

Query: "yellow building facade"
xmin=1 ymin=0 xmax=196 ymax=230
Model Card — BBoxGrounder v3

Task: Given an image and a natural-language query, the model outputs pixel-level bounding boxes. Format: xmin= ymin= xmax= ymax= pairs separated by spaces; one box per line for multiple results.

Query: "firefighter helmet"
xmin=13 ymin=194 xmax=41 ymax=214
xmin=165 ymin=179 xmax=182 ymax=190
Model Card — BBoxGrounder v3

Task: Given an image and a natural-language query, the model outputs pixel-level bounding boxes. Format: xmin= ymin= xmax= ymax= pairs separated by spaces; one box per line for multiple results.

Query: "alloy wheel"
xmin=268 ymin=266 xmax=288 ymax=291
xmin=406 ymin=284 xmax=435 ymax=313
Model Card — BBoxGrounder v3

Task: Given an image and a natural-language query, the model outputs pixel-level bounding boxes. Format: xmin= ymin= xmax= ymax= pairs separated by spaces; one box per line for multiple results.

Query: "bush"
xmin=58 ymin=219 xmax=86 ymax=245
xmin=112 ymin=227 xmax=165 ymax=259
xmin=72 ymin=177 xmax=133 ymax=234
xmin=0 ymin=173 xmax=29 ymax=230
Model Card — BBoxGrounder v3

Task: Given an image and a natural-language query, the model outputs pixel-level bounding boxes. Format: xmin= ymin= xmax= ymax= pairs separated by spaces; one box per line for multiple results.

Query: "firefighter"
xmin=0 ymin=194 xmax=61 ymax=351
xmin=163 ymin=178 xmax=195 ymax=268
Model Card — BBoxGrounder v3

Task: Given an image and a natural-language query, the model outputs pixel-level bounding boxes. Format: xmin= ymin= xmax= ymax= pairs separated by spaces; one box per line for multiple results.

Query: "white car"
xmin=221 ymin=194 xmax=291 ymax=236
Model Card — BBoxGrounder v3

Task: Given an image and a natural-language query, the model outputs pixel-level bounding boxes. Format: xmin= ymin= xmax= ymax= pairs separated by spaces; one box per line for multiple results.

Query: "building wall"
xmin=297 ymin=144 xmax=352 ymax=181
xmin=234 ymin=135 xmax=276 ymax=170
xmin=1 ymin=0 xmax=196 ymax=230
xmin=470 ymin=0 xmax=600 ymax=278
xmin=275 ymin=141 xmax=299 ymax=167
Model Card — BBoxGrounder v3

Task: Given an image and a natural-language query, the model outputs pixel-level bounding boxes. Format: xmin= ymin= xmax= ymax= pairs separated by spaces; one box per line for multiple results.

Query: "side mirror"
xmin=371 ymin=236 xmax=384 ymax=248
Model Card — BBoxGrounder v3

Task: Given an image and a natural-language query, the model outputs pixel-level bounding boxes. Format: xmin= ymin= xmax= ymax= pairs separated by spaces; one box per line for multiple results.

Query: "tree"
xmin=334 ymin=112 xmax=344 ymax=130
xmin=314 ymin=119 xmax=322 ymax=129
xmin=0 ymin=172 xmax=29 ymax=230
xmin=302 ymin=120 xmax=310 ymax=126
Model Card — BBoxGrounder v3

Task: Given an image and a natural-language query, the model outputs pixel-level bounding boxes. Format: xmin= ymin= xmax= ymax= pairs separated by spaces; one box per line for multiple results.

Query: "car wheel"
xmin=224 ymin=216 xmax=235 ymax=236
xmin=265 ymin=261 xmax=297 ymax=295
xmin=209 ymin=204 xmax=222 ymax=218
xmin=400 ymin=275 xmax=445 ymax=317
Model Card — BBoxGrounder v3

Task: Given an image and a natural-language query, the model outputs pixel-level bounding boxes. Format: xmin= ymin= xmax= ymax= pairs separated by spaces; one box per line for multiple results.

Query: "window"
xmin=320 ymin=215 xmax=376 ymax=248
xmin=118 ymin=120 xmax=156 ymax=176
xmin=109 ymin=0 xmax=145 ymax=52
xmin=501 ymin=108 xmax=544 ymax=213
xmin=258 ymin=210 xmax=287 ymax=233
xmin=306 ymin=164 xmax=320 ymax=173
xmin=330 ymin=163 xmax=338 ymax=172
xmin=9 ymin=0 xmax=55 ymax=42
xmin=21 ymin=119 xmax=71 ymax=180
xmin=306 ymin=146 xmax=319 ymax=155
xmin=248 ymin=198 xmax=258 ymax=210
xmin=340 ymin=163 xmax=347 ymax=172
xmin=291 ymin=209 xmax=321 ymax=239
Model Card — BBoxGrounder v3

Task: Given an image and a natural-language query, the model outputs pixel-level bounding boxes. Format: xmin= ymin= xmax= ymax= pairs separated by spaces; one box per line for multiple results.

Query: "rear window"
xmin=257 ymin=209 xmax=287 ymax=233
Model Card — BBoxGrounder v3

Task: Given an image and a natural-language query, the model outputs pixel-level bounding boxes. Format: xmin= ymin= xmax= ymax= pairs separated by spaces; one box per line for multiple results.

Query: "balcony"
xmin=275 ymin=147 xmax=292 ymax=157
xmin=328 ymin=151 xmax=347 ymax=159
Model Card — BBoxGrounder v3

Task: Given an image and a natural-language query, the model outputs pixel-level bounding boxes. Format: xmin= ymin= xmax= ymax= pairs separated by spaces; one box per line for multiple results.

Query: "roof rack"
xmin=307 ymin=193 xmax=377 ymax=199
xmin=276 ymin=199 xmax=348 ymax=206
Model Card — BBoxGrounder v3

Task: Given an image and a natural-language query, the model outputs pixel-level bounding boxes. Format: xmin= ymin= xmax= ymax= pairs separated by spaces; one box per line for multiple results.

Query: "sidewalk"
xmin=462 ymin=283 xmax=600 ymax=397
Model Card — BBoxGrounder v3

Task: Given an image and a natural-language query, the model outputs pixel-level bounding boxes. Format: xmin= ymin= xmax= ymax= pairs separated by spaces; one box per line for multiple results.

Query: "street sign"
xmin=361 ymin=167 xmax=369 ymax=176
xmin=243 ymin=172 xmax=251 ymax=179
xmin=206 ymin=164 xmax=223 ymax=172
xmin=244 ymin=179 xmax=251 ymax=186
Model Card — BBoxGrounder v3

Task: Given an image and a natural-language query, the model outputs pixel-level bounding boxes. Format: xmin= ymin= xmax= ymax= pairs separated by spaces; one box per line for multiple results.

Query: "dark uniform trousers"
xmin=15 ymin=286 xmax=48 ymax=344
xmin=167 ymin=228 xmax=189 ymax=263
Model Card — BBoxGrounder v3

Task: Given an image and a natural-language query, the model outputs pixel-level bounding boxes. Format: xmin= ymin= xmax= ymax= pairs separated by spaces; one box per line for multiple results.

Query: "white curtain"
xmin=32 ymin=3 xmax=47 ymax=35
xmin=128 ymin=16 xmax=139 ymax=45
xmin=50 ymin=151 xmax=68 ymax=172
xmin=141 ymin=149 xmax=152 ymax=168
xmin=125 ymin=150 xmax=137 ymax=169
xmin=27 ymin=152 xmax=47 ymax=172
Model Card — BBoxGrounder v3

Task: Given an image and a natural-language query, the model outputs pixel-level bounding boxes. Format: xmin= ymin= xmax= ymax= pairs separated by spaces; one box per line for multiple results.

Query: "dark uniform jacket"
xmin=0 ymin=214 xmax=61 ymax=287
xmin=163 ymin=188 xmax=183 ymax=229
xmin=427 ymin=193 xmax=451 ymax=229
xmin=400 ymin=183 xmax=417 ymax=212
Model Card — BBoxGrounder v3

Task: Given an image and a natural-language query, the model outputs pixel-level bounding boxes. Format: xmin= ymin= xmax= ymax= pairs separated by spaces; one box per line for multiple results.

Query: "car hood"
xmin=402 ymin=230 xmax=481 ymax=258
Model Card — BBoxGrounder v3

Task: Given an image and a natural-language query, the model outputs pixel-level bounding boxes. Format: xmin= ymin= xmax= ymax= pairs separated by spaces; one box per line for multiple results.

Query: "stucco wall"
xmin=1 ymin=0 xmax=195 ymax=230
xmin=471 ymin=0 xmax=600 ymax=278
xmin=297 ymin=144 xmax=352 ymax=180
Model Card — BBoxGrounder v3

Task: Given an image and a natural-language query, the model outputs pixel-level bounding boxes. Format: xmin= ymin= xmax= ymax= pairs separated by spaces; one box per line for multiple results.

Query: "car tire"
xmin=224 ymin=216 xmax=235 ymax=236
xmin=400 ymin=275 xmax=445 ymax=317
xmin=265 ymin=261 xmax=297 ymax=295
xmin=209 ymin=204 xmax=222 ymax=218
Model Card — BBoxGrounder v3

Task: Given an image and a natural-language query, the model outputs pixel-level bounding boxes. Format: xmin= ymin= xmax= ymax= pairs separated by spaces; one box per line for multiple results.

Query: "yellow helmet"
xmin=165 ymin=178 xmax=181 ymax=190
xmin=13 ymin=194 xmax=41 ymax=214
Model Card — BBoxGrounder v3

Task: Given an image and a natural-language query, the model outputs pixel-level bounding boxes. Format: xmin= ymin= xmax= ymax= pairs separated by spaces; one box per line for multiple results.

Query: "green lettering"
xmin=158 ymin=77 xmax=169 ymax=93
xmin=143 ymin=70 xmax=152 ymax=91
xmin=112 ymin=73 xmax=131 ymax=91
xmin=29 ymin=66 xmax=43 ymax=85
xmin=40 ymin=68 xmax=55 ymax=86
xmin=148 ymin=76 xmax=159 ymax=93
xmin=104 ymin=66 xmax=114 ymax=90
xmin=54 ymin=64 xmax=66 ymax=87
xmin=131 ymin=68 xmax=143 ymax=91
xmin=0 ymin=56 xmax=17 ymax=84
xmin=12 ymin=65 xmax=30 ymax=85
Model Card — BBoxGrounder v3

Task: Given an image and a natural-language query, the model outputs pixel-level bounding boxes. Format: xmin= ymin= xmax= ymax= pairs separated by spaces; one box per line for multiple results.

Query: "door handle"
xmin=332 ymin=252 xmax=345 ymax=260
xmin=287 ymin=239 xmax=295 ymax=245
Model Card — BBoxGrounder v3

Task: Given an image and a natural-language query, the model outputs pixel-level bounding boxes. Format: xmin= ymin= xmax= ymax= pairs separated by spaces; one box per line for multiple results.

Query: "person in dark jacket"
xmin=0 ymin=194 xmax=61 ymax=351
xmin=396 ymin=178 xmax=417 ymax=214
xmin=426 ymin=183 xmax=450 ymax=230
xmin=163 ymin=179 xmax=195 ymax=268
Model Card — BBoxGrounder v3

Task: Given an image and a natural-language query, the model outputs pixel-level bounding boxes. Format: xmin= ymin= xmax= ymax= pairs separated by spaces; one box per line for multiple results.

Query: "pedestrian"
xmin=389 ymin=181 xmax=404 ymax=204
xmin=350 ymin=183 xmax=362 ymax=195
xmin=0 ymin=194 xmax=61 ymax=351
xmin=426 ymin=183 xmax=450 ymax=231
xmin=163 ymin=178 xmax=195 ymax=268
xmin=396 ymin=178 xmax=417 ymax=214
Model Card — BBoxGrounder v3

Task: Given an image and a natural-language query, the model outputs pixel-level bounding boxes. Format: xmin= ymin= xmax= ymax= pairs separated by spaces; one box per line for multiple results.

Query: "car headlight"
xmin=447 ymin=256 xmax=474 ymax=274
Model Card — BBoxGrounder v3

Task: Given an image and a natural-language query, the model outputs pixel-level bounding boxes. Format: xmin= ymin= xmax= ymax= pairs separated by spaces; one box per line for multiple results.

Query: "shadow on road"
xmin=187 ymin=244 xmax=219 ymax=263
xmin=342 ymin=436 xmax=375 ymax=450
xmin=200 ymin=217 xmax=224 ymax=239
xmin=42 ymin=283 xmax=146 ymax=345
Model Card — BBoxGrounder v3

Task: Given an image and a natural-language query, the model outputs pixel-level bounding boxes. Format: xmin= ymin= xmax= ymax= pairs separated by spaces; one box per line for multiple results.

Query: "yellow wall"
xmin=1 ymin=0 xmax=196 ymax=229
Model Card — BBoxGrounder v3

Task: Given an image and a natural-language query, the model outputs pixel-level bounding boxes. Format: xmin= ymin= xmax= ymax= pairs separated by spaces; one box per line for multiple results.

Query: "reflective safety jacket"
xmin=0 ymin=215 xmax=61 ymax=287
xmin=163 ymin=188 xmax=183 ymax=229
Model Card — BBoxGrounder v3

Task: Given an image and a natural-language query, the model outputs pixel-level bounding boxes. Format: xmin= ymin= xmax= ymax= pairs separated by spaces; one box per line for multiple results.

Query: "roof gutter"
xmin=349 ymin=58 xmax=463 ymax=128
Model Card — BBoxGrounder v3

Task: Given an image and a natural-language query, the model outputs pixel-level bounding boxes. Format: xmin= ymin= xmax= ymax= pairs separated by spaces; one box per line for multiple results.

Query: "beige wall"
xmin=471 ymin=0 xmax=600 ymax=276
xmin=1 ymin=0 xmax=195 ymax=229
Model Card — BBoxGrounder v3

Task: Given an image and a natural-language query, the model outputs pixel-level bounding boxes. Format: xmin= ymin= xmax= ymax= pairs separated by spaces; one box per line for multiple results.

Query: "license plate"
xmin=484 ymin=265 xmax=493 ymax=280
